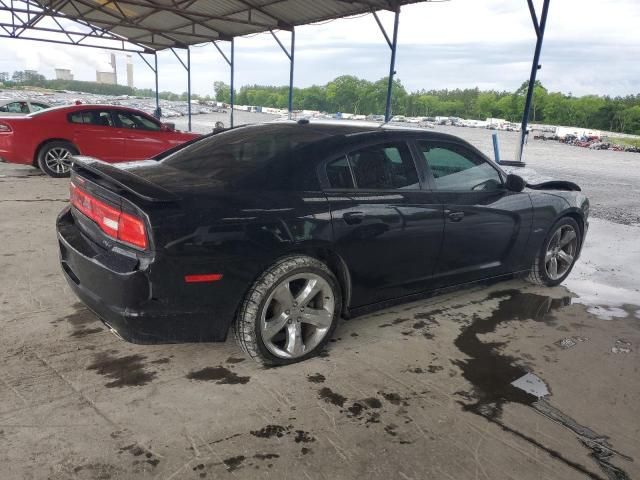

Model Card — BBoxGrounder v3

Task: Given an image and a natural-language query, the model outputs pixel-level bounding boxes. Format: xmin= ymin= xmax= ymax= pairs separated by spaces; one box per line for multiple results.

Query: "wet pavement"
xmin=1 ymin=162 xmax=639 ymax=480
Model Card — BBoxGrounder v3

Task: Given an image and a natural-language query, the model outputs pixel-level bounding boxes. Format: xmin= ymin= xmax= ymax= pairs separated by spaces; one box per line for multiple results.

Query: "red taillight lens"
xmin=70 ymin=182 xmax=148 ymax=250
xmin=0 ymin=122 xmax=12 ymax=133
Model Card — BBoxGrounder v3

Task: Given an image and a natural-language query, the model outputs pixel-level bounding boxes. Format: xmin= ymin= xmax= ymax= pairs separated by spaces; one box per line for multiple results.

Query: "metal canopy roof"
xmin=11 ymin=0 xmax=428 ymax=52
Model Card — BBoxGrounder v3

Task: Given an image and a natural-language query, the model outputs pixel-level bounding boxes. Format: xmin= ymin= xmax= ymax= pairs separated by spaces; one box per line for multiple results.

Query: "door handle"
xmin=447 ymin=211 xmax=465 ymax=222
xmin=343 ymin=211 xmax=365 ymax=225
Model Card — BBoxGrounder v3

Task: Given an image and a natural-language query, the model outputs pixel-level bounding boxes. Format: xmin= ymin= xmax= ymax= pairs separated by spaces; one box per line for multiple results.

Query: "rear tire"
xmin=37 ymin=141 xmax=78 ymax=178
xmin=234 ymin=255 xmax=342 ymax=366
xmin=527 ymin=217 xmax=581 ymax=287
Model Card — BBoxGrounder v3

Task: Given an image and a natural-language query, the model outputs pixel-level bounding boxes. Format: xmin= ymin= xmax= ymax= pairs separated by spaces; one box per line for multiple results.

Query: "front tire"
xmin=234 ymin=255 xmax=342 ymax=366
xmin=37 ymin=141 xmax=78 ymax=178
xmin=527 ymin=217 xmax=581 ymax=287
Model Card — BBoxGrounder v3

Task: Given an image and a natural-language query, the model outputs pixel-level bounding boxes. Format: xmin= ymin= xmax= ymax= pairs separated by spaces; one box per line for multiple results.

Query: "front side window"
xmin=115 ymin=111 xmax=160 ymax=131
xmin=418 ymin=141 xmax=502 ymax=191
xmin=326 ymin=142 xmax=419 ymax=190
xmin=0 ymin=102 xmax=27 ymax=113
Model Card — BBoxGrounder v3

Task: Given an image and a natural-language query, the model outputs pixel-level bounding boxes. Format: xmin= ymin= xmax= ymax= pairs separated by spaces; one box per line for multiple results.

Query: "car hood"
xmin=502 ymin=166 xmax=581 ymax=191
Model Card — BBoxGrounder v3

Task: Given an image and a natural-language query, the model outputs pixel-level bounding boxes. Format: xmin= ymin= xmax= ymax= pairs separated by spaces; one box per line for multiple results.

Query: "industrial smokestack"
xmin=126 ymin=54 xmax=133 ymax=88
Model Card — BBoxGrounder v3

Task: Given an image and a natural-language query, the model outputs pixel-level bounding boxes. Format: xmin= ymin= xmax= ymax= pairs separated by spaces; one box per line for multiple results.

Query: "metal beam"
xmin=270 ymin=28 xmax=295 ymax=118
xmin=230 ymin=38 xmax=235 ymax=127
xmin=515 ymin=0 xmax=550 ymax=165
xmin=288 ymin=28 xmax=295 ymax=118
xmin=170 ymin=47 xmax=192 ymax=130
xmin=383 ymin=7 xmax=400 ymax=122
xmin=187 ymin=46 xmax=191 ymax=131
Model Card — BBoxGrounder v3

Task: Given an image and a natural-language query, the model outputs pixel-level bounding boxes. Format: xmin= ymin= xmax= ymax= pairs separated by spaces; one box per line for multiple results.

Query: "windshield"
xmin=160 ymin=123 xmax=331 ymax=188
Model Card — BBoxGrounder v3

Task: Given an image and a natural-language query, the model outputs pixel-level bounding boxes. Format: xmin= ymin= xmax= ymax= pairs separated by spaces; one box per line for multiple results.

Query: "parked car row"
xmin=0 ymin=104 xmax=200 ymax=176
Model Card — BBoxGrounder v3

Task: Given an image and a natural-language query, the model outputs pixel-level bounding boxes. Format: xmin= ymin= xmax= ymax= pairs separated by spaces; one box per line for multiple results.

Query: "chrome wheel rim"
xmin=44 ymin=147 xmax=72 ymax=174
xmin=260 ymin=273 xmax=335 ymax=359
xmin=544 ymin=225 xmax=578 ymax=280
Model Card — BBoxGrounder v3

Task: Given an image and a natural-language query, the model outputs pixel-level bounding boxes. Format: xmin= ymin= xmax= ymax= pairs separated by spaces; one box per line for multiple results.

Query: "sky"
xmin=1 ymin=0 xmax=639 ymax=97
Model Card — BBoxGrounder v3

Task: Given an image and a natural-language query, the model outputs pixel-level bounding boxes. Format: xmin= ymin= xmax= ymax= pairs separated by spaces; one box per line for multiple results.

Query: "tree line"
xmin=2 ymin=70 xmax=639 ymax=134
xmin=213 ymin=77 xmax=640 ymax=135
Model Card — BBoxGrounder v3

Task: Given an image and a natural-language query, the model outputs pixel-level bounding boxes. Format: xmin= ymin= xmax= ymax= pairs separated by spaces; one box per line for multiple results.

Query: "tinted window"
xmin=162 ymin=124 xmax=330 ymax=189
xmin=326 ymin=156 xmax=354 ymax=189
xmin=30 ymin=103 xmax=49 ymax=112
xmin=418 ymin=142 xmax=502 ymax=191
xmin=0 ymin=102 xmax=27 ymax=113
xmin=116 ymin=111 xmax=160 ymax=131
xmin=348 ymin=143 xmax=418 ymax=190
xmin=68 ymin=110 xmax=114 ymax=127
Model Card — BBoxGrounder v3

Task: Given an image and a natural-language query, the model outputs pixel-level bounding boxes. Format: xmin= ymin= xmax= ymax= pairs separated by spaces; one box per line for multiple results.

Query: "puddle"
xmin=453 ymin=289 xmax=633 ymax=480
xmin=87 ymin=352 xmax=157 ymax=388
xmin=186 ymin=366 xmax=250 ymax=384
xmin=453 ymin=289 xmax=570 ymax=418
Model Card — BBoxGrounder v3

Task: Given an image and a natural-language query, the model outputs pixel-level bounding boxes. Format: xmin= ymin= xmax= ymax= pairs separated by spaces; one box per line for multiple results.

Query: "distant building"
xmin=96 ymin=71 xmax=117 ymax=84
xmin=126 ymin=55 xmax=133 ymax=88
xmin=96 ymin=53 xmax=118 ymax=85
xmin=55 ymin=68 xmax=74 ymax=80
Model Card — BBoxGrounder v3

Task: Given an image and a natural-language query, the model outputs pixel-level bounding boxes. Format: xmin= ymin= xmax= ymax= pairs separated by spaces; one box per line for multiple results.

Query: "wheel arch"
xmin=33 ymin=138 xmax=78 ymax=166
xmin=280 ymin=246 xmax=353 ymax=319
xmin=558 ymin=207 xmax=586 ymax=243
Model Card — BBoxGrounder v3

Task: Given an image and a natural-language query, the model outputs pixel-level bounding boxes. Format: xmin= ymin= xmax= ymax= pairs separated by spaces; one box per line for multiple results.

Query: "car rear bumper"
xmin=56 ymin=207 xmax=232 ymax=343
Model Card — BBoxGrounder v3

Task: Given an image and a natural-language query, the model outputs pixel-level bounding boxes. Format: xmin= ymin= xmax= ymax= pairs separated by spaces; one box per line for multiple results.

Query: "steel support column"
xmin=213 ymin=39 xmax=234 ymax=127
xmin=270 ymin=28 xmax=295 ymax=119
xmin=288 ymin=28 xmax=295 ymax=118
xmin=515 ymin=0 xmax=550 ymax=164
xmin=373 ymin=7 xmax=401 ymax=122
xmin=230 ymin=38 xmax=235 ymax=127
xmin=138 ymin=52 xmax=161 ymax=118
xmin=187 ymin=46 xmax=191 ymax=131
xmin=170 ymin=47 xmax=192 ymax=131
xmin=154 ymin=53 xmax=159 ymax=116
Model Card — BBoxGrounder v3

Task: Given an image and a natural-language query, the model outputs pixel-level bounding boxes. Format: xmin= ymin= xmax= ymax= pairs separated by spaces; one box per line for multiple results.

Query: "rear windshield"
xmin=160 ymin=123 xmax=330 ymax=188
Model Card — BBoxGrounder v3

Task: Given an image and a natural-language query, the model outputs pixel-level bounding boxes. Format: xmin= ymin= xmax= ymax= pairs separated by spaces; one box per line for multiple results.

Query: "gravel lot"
xmin=1 ymin=120 xmax=639 ymax=480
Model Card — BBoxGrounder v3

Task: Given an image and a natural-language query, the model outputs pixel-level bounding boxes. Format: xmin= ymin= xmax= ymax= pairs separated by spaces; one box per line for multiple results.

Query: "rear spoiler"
xmin=71 ymin=156 xmax=179 ymax=202
xmin=526 ymin=180 xmax=581 ymax=192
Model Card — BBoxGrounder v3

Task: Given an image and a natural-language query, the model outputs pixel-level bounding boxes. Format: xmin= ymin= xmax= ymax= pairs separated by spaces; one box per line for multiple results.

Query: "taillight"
xmin=0 ymin=122 xmax=12 ymax=133
xmin=70 ymin=182 xmax=148 ymax=250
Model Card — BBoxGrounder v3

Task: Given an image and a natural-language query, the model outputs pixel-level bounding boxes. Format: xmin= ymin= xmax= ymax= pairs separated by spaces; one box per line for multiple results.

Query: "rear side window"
xmin=326 ymin=142 xmax=419 ymax=190
xmin=161 ymin=124 xmax=330 ymax=189
xmin=30 ymin=103 xmax=49 ymax=112
xmin=68 ymin=110 xmax=114 ymax=127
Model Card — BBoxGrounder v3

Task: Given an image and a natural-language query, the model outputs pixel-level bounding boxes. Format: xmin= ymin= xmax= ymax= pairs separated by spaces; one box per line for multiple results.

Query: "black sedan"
xmin=56 ymin=121 xmax=589 ymax=365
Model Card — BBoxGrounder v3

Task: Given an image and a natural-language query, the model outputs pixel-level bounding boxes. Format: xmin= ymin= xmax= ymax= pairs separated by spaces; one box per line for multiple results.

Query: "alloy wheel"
xmin=44 ymin=147 xmax=73 ymax=175
xmin=544 ymin=225 xmax=578 ymax=280
xmin=260 ymin=273 xmax=335 ymax=359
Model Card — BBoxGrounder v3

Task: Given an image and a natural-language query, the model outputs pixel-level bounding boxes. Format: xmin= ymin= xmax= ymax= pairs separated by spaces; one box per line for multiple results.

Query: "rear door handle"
xmin=343 ymin=211 xmax=365 ymax=225
xmin=447 ymin=211 xmax=465 ymax=222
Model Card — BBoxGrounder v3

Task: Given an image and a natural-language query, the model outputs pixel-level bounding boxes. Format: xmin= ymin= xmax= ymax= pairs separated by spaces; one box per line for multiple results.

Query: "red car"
xmin=0 ymin=104 xmax=200 ymax=177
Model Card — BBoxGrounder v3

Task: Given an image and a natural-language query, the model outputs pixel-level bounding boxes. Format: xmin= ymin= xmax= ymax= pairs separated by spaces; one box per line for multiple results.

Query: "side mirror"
xmin=505 ymin=173 xmax=526 ymax=192
xmin=162 ymin=122 xmax=175 ymax=132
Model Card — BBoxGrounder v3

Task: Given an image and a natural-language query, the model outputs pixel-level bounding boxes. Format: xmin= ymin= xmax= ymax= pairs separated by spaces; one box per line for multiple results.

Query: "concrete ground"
xmin=1 ymin=131 xmax=639 ymax=480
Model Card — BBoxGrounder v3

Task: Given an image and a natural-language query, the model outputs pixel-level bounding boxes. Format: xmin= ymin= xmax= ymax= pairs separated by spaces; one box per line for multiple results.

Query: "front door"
xmin=68 ymin=109 xmax=125 ymax=162
xmin=324 ymin=140 xmax=444 ymax=307
xmin=112 ymin=110 xmax=168 ymax=160
xmin=414 ymin=140 xmax=532 ymax=285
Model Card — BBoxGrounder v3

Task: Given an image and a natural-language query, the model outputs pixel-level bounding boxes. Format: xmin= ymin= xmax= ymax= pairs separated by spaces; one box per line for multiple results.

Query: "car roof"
xmin=27 ymin=103 xmax=150 ymax=117
xmin=262 ymin=119 xmax=469 ymax=144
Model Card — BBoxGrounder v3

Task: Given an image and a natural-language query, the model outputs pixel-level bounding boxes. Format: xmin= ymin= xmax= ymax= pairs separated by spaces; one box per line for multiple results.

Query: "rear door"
xmin=113 ymin=110 xmax=173 ymax=160
xmin=415 ymin=139 xmax=532 ymax=285
xmin=323 ymin=138 xmax=444 ymax=307
xmin=68 ymin=109 xmax=126 ymax=162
